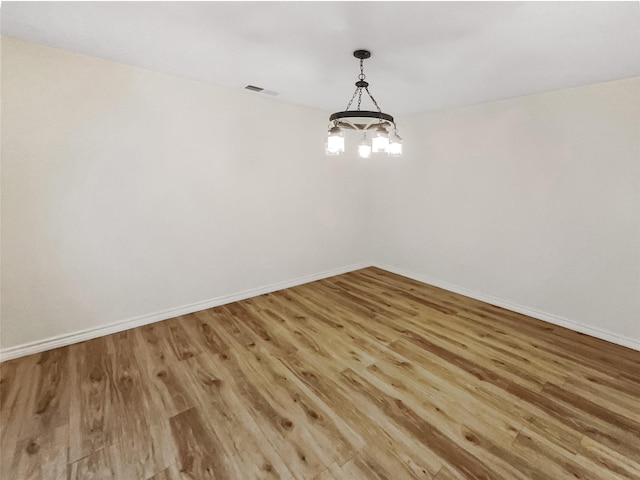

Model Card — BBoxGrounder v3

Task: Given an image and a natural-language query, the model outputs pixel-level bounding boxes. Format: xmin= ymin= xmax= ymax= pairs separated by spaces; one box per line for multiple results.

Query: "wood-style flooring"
xmin=1 ymin=267 xmax=639 ymax=479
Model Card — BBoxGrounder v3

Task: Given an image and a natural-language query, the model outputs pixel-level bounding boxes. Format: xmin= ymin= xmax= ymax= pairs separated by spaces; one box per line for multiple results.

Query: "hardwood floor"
xmin=1 ymin=267 xmax=639 ymax=479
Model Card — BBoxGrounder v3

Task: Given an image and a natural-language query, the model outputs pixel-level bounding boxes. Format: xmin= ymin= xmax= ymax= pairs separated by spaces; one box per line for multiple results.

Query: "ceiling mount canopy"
xmin=326 ymin=50 xmax=402 ymax=158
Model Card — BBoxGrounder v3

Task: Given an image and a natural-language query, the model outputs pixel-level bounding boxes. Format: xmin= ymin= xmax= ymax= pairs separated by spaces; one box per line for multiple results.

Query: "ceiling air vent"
xmin=244 ymin=85 xmax=279 ymax=96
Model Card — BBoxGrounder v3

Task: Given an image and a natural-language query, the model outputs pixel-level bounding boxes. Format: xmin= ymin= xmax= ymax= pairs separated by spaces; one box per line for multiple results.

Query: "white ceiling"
xmin=2 ymin=2 xmax=639 ymax=115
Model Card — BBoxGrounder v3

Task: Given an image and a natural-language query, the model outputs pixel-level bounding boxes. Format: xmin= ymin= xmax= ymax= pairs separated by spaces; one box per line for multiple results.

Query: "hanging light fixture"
xmin=326 ymin=50 xmax=402 ymax=158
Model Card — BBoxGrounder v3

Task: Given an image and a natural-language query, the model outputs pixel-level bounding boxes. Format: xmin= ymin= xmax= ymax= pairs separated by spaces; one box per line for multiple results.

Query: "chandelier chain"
xmin=358 ymin=58 xmax=366 ymax=81
xmin=344 ymin=86 xmax=360 ymax=111
xmin=364 ymin=87 xmax=382 ymax=113
xmin=344 ymin=58 xmax=379 ymax=112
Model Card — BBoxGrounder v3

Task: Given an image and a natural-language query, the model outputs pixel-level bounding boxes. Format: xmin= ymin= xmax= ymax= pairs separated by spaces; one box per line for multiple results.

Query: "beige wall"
xmin=371 ymin=77 xmax=640 ymax=348
xmin=1 ymin=37 xmax=369 ymax=355
xmin=3 ymin=36 xmax=638 ymax=357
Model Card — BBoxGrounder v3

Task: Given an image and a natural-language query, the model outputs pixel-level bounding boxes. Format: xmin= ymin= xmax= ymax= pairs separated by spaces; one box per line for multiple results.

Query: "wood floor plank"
xmin=174 ymin=352 xmax=293 ymax=480
xmin=510 ymin=429 xmax=616 ymax=480
xmin=313 ymin=466 xmax=342 ymax=480
xmin=224 ymin=433 xmax=294 ymax=480
xmin=105 ymin=328 xmax=138 ymax=356
xmin=146 ymin=463 xmax=183 ymax=480
xmin=344 ymin=443 xmax=433 ymax=479
xmin=0 ymin=358 xmax=19 ymax=413
xmin=433 ymin=465 xmax=466 ymax=480
xmin=292 ymin=283 xmax=403 ymax=346
xmin=279 ymin=287 xmax=403 ymax=363
xmin=12 ymin=348 xmax=69 ymax=444
xmin=396 ymin=324 xmax=640 ymax=460
xmin=9 ymin=425 xmax=67 ymax=480
xmin=134 ymin=321 xmax=177 ymax=364
xmin=68 ymin=444 xmax=119 ymax=480
xmin=169 ymin=406 xmax=233 ymax=479
xmin=349 ymin=278 xmax=571 ymax=387
xmin=278 ymin=351 xmax=445 ymax=478
xmin=68 ymin=337 xmax=115 ymax=463
xmin=578 ymin=435 xmax=640 ymax=480
xmin=389 ymin=338 xmax=585 ymax=455
xmin=363 ymin=267 xmax=639 ymax=378
xmin=1 ymin=267 xmax=638 ymax=479
xmin=166 ymin=318 xmax=202 ymax=361
xmin=227 ymin=344 xmax=366 ymax=466
xmin=1 ymin=355 xmax=38 ymax=478
xmin=338 ymin=367 xmax=527 ymax=480
xmin=109 ymin=345 xmax=174 ymax=479
xmin=257 ymin=290 xmax=378 ymax=370
xmin=181 ymin=310 xmax=230 ymax=355
xmin=206 ymin=349 xmax=329 ymax=478
xmin=132 ymin=343 xmax=193 ymax=419
xmin=561 ymin=374 xmax=640 ymax=420
xmin=542 ymin=381 xmax=640 ymax=435
xmin=363 ymin=360 xmax=521 ymax=446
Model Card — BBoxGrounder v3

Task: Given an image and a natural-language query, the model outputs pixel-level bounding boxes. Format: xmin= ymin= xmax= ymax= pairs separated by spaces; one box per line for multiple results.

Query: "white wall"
xmin=2 ymin=37 xmax=638 ymax=357
xmin=1 ymin=38 xmax=369 ymax=354
xmin=371 ymin=77 xmax=640 ymax=348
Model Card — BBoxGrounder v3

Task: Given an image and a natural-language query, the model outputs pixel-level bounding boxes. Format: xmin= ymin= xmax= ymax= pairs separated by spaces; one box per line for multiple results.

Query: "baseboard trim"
xmin=373 ymin=263 xmax=640 ymax=352
xmin=0 ymin=262 xmax=369 ymax=362
xmin=4 ymin=261 xmax=638 ymax=360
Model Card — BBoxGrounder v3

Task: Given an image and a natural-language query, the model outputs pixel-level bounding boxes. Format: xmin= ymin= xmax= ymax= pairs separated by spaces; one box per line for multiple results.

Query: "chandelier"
xmin=326 ymin=50 xmax=402 ymax=158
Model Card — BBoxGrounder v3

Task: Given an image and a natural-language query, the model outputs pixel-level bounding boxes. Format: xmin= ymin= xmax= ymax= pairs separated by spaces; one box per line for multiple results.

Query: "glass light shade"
xmin=325 ymin=126 xmax=345 ymax=156
xmin=387 ymin=134 xmax=403 ymax=156
xmin=371 ymin=125 xmax=389 ymax=153
xmin=358 ymin=135 xmax=372 ymax=158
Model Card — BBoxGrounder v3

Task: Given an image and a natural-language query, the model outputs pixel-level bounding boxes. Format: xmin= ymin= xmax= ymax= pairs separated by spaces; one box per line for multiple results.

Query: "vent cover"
xmin=244 ymin=85 xmax=279 ymax=96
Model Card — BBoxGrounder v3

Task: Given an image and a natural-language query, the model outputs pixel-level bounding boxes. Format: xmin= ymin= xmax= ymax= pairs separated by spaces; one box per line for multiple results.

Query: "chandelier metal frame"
xmin=329 ymin=50 xmax=395 ymax=131
xmin=326 ymin=50 xmax=402 ymax=157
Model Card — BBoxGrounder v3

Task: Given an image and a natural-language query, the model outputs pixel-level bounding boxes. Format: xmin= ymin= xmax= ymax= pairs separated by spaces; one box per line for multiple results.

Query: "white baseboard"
xmin=373 ymin=262 xmax=640 ymax=352
xmin=3 ymin=261 xmax=638 ymax=361
xmin=0 ymin=263 xmax=369 ymax=362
